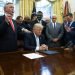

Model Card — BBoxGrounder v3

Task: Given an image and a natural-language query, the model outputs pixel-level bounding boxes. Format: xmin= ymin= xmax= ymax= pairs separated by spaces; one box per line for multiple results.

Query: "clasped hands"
xmin=65 ymin=25 xmax=73 ymax=32
xmin=39 ymin=44 xmax=48 ymax=50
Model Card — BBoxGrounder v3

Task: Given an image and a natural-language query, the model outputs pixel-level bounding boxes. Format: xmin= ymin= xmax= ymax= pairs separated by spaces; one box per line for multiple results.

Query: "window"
xmin=36 ymin=0 xmax=52 ymax=18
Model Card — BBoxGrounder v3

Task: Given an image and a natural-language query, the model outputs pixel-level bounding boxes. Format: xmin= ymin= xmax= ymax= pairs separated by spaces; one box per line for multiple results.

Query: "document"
xmin=22 ymin=53 xmax=44 ymax=59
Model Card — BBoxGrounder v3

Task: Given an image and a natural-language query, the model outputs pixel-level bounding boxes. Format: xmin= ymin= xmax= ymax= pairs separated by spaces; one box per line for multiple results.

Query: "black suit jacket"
xmin=24 ymin=32 xmax=47 ymax=51
xmin=0 ymin=15 xmax=17 ymax=52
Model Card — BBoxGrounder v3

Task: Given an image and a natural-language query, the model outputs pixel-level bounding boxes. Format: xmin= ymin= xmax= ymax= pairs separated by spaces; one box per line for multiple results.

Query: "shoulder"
xmin=42 ymin=20 xmax=47 ymax=25
xmin=72 ymin=21 xmax=75 ymax=24
xmin=25 ymin=32 xmax=34 ymax=37
xmin=0 ymin=15 xmax=5 ymax=20
xmin=0 ymin=15 xmax=5 ymax=24
xmin=56 ymin=22 xmax=61 ymax=25
xmin=71 ymin=21 xmax=75 ymax=26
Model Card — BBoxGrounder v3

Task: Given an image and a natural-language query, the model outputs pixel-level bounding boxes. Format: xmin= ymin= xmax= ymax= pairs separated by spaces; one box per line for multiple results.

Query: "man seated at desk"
xmin=24 ymin=23 xmax=48 ymax=51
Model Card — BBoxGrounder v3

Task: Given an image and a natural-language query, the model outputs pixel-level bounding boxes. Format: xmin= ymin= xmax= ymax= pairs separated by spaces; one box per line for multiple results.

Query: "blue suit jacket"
xmin=0 ymin=15 xmax=17 ymax=52
xmin=24 ymin=32 xmax=47 ymax=51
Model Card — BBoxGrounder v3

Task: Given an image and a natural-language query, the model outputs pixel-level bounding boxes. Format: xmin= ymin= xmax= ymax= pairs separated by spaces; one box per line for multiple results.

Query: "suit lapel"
xmin=50 ymin=23 xmax=54 ymax=29
xmin=39 ymin=36 xmax=42 ymax=45
xmin=32 ymin=33 xmax=37 ymax=46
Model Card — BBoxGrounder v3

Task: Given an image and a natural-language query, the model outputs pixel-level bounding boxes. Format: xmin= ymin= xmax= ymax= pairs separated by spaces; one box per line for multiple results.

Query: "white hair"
xmin=33 ymin=23 xmax=43 ymax=29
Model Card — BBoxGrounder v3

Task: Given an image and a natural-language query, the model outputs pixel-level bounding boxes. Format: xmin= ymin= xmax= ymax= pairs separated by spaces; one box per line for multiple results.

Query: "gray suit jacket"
xmin=46 ymin=22 xmax=64 ymax=47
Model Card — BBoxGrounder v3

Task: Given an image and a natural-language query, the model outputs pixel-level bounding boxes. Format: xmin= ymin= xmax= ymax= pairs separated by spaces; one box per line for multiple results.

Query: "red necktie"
xmin=9 ymin=19 xmax=15 ymax=32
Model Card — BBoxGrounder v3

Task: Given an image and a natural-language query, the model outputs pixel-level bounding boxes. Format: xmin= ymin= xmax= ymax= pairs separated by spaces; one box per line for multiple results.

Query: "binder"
xmin=38 ymin=50 xmax=59 ymax=55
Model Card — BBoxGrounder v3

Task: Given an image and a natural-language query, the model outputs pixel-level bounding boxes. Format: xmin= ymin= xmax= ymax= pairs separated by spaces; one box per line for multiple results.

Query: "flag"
xmin=32 ymin=1 xmax=36 ymax=13
xmin=63 ymin=1 xmax=70 ymax=16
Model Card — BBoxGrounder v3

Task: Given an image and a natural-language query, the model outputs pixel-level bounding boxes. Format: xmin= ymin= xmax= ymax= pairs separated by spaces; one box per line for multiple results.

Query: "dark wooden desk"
xmin=0 ymin=49 xmax=75 ymax=75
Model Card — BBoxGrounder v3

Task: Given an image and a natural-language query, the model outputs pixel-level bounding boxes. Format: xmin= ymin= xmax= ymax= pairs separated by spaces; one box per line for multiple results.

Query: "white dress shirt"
xmin=34 ymin=33 xmax=40 ymax=51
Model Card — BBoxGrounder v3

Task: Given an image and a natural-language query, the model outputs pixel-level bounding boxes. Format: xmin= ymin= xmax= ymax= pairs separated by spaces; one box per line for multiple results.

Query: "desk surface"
xmin=0 ymin=49 xmax=75 ymax=75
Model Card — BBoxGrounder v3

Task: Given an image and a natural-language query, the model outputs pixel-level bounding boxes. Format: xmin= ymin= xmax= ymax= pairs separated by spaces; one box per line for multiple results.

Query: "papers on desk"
xmin=22 ymin=53 xmax=44 ymax=59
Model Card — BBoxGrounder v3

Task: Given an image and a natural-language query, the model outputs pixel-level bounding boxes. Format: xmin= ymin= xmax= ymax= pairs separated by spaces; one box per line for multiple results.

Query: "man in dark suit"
xmin=0 ymin=2 xmax=17 ymax=52
xmin=31 ymin=11 xmax=47 ymax=39
xmin=46 ymin=14 xmax=64 ymax=47
xmin=24 ymin=23 xmax=48 ymax=51
xmin=64 ymin=13 xmax=75 ymax=47
xmin=61 ymin=15 xmax=68 ymax=46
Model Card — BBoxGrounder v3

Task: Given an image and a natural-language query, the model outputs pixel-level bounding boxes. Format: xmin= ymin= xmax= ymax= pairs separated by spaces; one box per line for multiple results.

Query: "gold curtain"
xmin=53 ymin=0 xmax=63 ymax=23
xmin=19 ymin=0 xmax=34 ymax=18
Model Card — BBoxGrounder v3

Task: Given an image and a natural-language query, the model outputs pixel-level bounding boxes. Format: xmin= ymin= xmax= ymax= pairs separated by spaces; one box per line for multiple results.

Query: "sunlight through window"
xmin=36 ymin=0 xmax=51 ymax=18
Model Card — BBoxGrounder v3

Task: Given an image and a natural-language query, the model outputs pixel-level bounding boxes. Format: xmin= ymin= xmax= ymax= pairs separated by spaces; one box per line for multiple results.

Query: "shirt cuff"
xmin=35 ymin=46 xmax=39 ymax=51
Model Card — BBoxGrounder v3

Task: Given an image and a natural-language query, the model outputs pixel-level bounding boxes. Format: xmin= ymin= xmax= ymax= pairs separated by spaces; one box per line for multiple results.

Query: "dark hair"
xmin=31 ymin=13 xmax=37 ymax=19
xmin=67 ymin=13 xmax=73 ymax=17
xmin=37 ymin=11 xmax=43 ymax=14
xmin=16 ymin=16 xmax=23 ymax=20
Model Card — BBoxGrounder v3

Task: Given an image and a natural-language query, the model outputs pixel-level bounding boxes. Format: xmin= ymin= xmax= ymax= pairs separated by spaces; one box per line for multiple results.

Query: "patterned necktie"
xmin=9 ymin=19 xmax=15 ymax=32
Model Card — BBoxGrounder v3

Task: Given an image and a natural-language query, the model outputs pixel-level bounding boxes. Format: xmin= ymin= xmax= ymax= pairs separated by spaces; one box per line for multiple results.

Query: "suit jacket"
xmin=65 ymin=21 xmax=75 ymax=44
xmin=0 ymin=15 xmax=17 ymax=52
xmin=24 ymin=32 xmax=47 ymax=51
xmin=46 ymin=22 xmax=64 ymax=47
xmin=21 ymin=21 xmax=32 ymax=31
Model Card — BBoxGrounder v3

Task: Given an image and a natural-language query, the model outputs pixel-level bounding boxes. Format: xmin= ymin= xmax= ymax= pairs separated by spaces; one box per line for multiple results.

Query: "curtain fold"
xmin=53 ymin=0 xmax=63 ymax=23
xmin=19 ymin=0 xmax=34 ymax=18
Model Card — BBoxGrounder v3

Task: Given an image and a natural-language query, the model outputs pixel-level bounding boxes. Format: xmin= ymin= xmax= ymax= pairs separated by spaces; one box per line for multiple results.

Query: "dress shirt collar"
xmin=52 ymin=22 xmax=56 ymax=25
xmin=4 ymin=13 xmax=13 ymax=19
xmin=34 ymin=33 xmax=39 ymax=38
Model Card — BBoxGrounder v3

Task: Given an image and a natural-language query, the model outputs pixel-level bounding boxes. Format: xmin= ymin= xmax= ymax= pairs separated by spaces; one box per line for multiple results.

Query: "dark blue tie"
xmin=54 ymin=23 xmax=55 ymax=28
xmin=68 ymin=22 xmax=70 ymax=27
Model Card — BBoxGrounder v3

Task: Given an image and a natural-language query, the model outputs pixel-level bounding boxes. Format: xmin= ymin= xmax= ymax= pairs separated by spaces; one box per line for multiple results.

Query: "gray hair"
xmin=4 ymin=2 xmax=13 ymax=9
